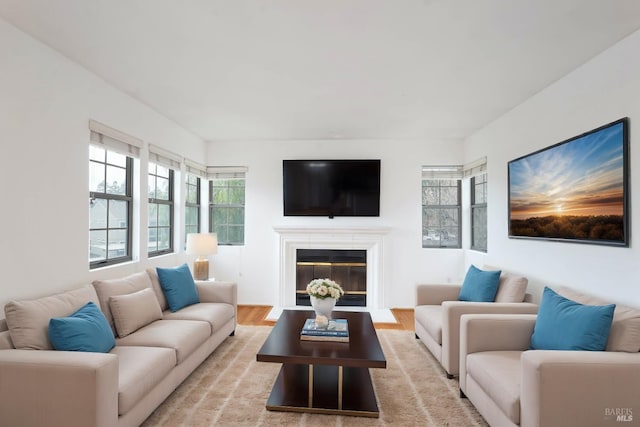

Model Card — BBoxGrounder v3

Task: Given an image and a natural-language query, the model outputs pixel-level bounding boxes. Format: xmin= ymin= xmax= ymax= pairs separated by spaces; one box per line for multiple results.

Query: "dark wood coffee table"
xmin=256 ymin=310 xmax=386 ymax=417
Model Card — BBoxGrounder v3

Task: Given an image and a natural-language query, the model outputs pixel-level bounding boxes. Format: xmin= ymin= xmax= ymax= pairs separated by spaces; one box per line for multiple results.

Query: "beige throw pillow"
xmin=494 ymin=273 xmax=529 ymax=303
xmin=92 ymin=271 xmax=157 ymax=332
xmin=109 ymin=288 xmax=163 ymax=338
xmin=4 ymin=285 xmax=100 ymax=350
xmin=483 ymin=265 xmax=528 ymax=303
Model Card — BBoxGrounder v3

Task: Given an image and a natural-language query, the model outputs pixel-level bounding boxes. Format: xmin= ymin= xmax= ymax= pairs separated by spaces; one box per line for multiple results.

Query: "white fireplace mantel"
xmin=272 ymin=226 xmax=391 ymax=319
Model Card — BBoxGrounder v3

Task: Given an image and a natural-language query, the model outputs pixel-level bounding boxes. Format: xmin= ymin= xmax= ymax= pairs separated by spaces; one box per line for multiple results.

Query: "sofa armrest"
xmin=440 ymin=302 xmax=538 ymax=376
xmin=0 ymin=349 xmax=118 ymax=427
xmin=459 ymin=314 xmax=537 ymax=392
xmin=416 ymin=284 xmax=461 ymax=306
xmin=196 ymin=281 xmax=237 ymax=306
xmin=521 ymin=350 xmax=640 ymax=427
xmin=196 ymin=281 xmax=238 ymax=324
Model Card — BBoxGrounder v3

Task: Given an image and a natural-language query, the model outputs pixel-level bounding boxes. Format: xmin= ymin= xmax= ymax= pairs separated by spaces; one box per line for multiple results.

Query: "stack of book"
xmin=300 ymin=318 xmax=349 ymax=342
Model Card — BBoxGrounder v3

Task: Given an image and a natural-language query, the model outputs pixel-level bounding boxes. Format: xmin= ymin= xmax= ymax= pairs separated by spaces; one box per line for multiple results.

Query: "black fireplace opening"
xmin=296 ymin=249 xmax=366 ymax=307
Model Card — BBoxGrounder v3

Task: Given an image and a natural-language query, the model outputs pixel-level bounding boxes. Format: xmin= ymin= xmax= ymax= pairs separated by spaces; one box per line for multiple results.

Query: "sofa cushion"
xmin=162 ymin=302 xmax=235 ymax=334
xmin=115 ymin=319 xmax=210 ymax=364
xmin=109 ymin=288 xmax=163 ymax=338
xmin=48 ymin=302 xmax=115 ymax=353
xmin=531 ymin=287 xmax=615 ymax=351
xmin=459 ymin=265 xmax=501 ymax=302
xmin=156 ymin=264 xmax=200 ymax=312
xmin=494 ymin=273 xmax=528 ymax=303
xmin=145 ymin=268 xmax=169 ymax=311
xmin=4 ymin=284 xmax=100 ymax=350
xmin=555 ymin=286 xmax=640 ymax=353
xmin=92 ymin=272 xmax=157 ymax=333
xmin=467 ymin=351 xmax=522 ymax=425
xmin=414 ymin=305 xmax=443 ymax=344
xmin=110 ymin=345 xmax=176 ymax=416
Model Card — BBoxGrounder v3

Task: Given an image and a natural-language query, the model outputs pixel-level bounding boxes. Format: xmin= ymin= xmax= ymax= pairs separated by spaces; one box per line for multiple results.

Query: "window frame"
xmin=89 ymin=147 xmax=133 ymax=269
xmin=148 ymin=162 xmax=175 ymax=257
xmin=470 ymin=173 xmax=488 ymax=252
xmin=185 ymin=173 xmax=201 ymax=242
xmin=421 ymin=177 xmax=462 ymax=249
xmin=208 ymin=176 xmax=245 ymax=246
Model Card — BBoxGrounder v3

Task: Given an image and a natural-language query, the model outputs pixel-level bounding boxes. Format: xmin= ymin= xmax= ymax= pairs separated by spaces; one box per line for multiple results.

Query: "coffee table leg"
xmin=338 ymin=366 xmax=343 ymax=410
xmin=308 ymin=364 xmax=314 ymax=408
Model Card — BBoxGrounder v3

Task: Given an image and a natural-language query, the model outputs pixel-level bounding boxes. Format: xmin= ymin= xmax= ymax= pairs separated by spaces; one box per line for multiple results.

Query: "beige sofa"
xmin=415 ymin=268 xmax=538 ymax=378
xmin=0 ymin=268 xmax=237 ymax=427
xmin=459 ymin=287 xmax=640 ymax=427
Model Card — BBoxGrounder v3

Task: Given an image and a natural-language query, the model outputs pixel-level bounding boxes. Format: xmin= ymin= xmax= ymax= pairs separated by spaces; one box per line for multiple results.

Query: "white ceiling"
xmin=2 ymin=0 xmax=640 ymax=142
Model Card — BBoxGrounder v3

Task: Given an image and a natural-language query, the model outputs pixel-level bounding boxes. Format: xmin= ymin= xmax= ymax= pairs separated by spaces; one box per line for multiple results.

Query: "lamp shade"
xmin=186 ymin=233 xmax=218 ymax=256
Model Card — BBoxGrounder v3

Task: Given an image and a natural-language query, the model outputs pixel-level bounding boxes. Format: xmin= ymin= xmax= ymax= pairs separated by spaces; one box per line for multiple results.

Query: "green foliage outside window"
xmin=209 ymin=178 xmax=245 ymax=245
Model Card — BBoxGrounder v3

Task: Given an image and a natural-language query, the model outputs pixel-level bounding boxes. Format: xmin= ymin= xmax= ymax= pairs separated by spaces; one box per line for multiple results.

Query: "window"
xmin=422 ymin=166 xmax=462 ymax=248
xmin=471 ymin=173 xmax=488 ymax=252
xmin=89 ymin=120 xmax=141 ymax=269
xmin=185 ymin=174 xmax=201 ymax=240
xmin=209 ymin=170 xmax=246 ymax=245
xmin=89 ymin=146 xmax=133 ymax=267
xmin=148 ymin=162 xmax=174 ymax=256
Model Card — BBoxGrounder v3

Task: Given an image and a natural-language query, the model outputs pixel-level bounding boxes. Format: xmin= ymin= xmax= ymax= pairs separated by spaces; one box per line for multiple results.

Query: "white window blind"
xmin=185 ymin=159 xmax=207 ymax=178
xmin=207 ymin=166 xmax=248 ymax=180
xmin=89 ymin=120 xmax=142 ymax=157
xmin=149 ymin=144 xmax=182 ymax=170
xmin=463 ymin=157 xmax=487 ymax=179
xmin=421 ymin=165 xmax=463 ymax=180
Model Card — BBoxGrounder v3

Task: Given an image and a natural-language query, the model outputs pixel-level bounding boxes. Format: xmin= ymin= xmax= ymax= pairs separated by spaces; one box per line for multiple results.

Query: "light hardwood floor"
xmin=237 ymin=305 xmax=415 ymax=331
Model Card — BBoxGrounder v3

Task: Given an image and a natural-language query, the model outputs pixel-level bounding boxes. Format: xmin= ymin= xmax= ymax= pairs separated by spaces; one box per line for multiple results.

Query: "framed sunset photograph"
xmin=508 ymin=118 xmax=629 ymax=247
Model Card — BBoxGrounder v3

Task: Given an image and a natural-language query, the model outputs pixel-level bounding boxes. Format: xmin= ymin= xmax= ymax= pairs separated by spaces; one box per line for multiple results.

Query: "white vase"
xmin=310 ymin=296 xmax=336 ymax=319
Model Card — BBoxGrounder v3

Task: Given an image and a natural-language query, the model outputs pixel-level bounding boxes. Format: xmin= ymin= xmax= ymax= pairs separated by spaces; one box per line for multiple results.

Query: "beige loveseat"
xmin=459 ymin=287 xmax=640 ymax=427
xmin=0 ymin=268 xmax=237 ymax=427
xmin=415 ymin=267 xmax=538 ymax=377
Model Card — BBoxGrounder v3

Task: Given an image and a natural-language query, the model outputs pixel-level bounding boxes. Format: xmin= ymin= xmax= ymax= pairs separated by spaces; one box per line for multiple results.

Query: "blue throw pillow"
xmin=48 ymin=302 xmax=115 ymax=353
xmin=458 ymin=265 xmax=501 ymax=302
xmin=156 ymin=263 xmax=200 ymax=312
xmin=530 ymin=287 xmax=615 ymax=351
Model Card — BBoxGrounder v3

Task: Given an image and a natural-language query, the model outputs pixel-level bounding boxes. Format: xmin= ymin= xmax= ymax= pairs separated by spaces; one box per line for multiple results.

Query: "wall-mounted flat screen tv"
xmin=283 ymin=159 xmax=381 ymax=218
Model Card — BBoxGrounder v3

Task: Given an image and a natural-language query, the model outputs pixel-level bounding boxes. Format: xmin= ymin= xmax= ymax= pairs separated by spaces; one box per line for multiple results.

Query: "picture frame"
xmin=508 ymin=118 xmax=629 ymax=247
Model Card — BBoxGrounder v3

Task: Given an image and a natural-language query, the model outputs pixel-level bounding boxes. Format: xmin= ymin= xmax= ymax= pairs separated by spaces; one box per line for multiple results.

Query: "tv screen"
xmin=283 ymin=159 xmax=381 ymax=217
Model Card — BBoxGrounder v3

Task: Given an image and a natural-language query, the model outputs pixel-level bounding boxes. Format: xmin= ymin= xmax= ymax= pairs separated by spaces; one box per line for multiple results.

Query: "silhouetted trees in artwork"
xmin=510 ymin=215 xmax=624 ymax=242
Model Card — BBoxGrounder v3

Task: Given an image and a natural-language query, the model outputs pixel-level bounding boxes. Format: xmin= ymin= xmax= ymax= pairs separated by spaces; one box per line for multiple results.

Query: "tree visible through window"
xmin=421 ymin=167 xmax=462 ymax=248
xmin=148 ymin=162 xmax=174 ymax=256
xmin=89 ymin=146 xmax=132 ymax=267
xmin=209 ymin=176 xmax=245 ymax=245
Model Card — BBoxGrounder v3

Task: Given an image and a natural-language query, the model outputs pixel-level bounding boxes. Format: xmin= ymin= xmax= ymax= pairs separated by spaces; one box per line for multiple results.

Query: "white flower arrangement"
xmin=306 ymin=278 xmax=344 ymax=300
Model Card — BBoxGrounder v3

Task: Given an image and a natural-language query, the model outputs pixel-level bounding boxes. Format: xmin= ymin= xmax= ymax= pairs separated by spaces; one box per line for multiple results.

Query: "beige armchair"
xmin=459 ymin=313 xmax=640 ymax=427
xmin=414 ymin=270 xmax=538 ymax=378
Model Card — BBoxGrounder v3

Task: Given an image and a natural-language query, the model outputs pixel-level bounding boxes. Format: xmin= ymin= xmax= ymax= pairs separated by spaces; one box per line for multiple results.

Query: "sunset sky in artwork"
xmin=509 ymin=122 xmax=625 ymax=221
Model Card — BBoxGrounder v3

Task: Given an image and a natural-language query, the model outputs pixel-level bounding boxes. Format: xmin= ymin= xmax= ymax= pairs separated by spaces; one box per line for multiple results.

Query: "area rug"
xmin=141 ymin=325 xmax=487 ymax=426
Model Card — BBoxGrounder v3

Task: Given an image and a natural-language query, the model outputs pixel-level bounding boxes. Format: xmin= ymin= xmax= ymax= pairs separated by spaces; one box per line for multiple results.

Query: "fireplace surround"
xmin=273 ymin=226 xmax=391 ymax=317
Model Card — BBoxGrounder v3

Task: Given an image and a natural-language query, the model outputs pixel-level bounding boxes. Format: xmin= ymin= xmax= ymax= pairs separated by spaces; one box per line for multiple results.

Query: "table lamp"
xmin=186 ymin=233 xmax=218 ymax=280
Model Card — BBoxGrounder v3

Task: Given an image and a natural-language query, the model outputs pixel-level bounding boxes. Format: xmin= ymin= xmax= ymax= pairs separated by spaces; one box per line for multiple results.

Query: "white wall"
xmin=464 ymin=29 xmax=640 ymax=307
xmin=207 ymin=138 xmax=465 ymax=308
xmin=10 ymin=14 xmax=637 ymax=314
xmin=0 ymin=19 xmax=206 ymax=316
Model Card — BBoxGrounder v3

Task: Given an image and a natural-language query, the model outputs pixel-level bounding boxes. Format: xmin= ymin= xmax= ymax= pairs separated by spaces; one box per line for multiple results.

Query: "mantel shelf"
xmin=274 ymin=226 xmax=391 ymax=236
